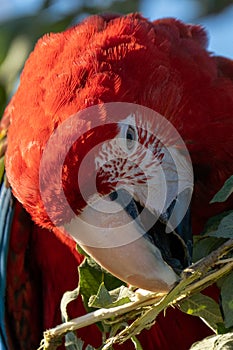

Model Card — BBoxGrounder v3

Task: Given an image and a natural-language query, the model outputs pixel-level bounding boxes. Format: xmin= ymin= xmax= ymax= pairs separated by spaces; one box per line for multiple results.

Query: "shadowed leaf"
xmin=207 ymin=212 xmax=233 ymax=239
xmin=211 ymin=176 xmax=233 ymax=203
xmin=220 ymin=272 xmax=233 ymax=328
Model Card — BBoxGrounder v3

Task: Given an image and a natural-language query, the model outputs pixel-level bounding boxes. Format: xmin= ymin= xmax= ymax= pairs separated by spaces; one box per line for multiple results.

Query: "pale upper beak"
xmin=64 ymin=188 xmax=192 ymax=293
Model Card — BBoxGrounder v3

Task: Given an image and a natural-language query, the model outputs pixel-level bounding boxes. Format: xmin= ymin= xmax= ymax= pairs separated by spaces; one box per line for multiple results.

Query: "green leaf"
xmin=220 ymin=272 xmax=233 ymax=328
xmin=207 ymin=212 xmax=233 ymax=239
xmin=210 ymin=176 xmax=233 ymax=203
xmin=64 ymin=331 xmax=96 ymax=350
xmin=179 ymin=293 xmax=223 ymax=332
xmin=85 ymin=345 xmax=96 ymax=350
xmin=190 ymin=332 xmax=233 ymax=349
xmin=64 ymin=333 xmax=96 ymax=350
xmin=216 ymin=322 xmax=232 ymax=335
xmin=202 ymin=211 xmax=232 ymax=236
xmin=78 ymin=257 xmax=124 ymax=312
xmin=65 ymin=332 xmax=84 ymax=350
xmin=192 ymin=236 xmax=226 ymax=263
xmin=131 ymin=336 xmax=143 ymax=350
xmin=193 ymin=210 xmax=233 ymax=262
xmin=109 ymin=285 xmax=134 ymax=306
xmin=78 ymin=258 xmax=105 ymax=311
xmin=76 ymin=244 xmax=90 ymax=257
xmin=89 ymin=282 xmax=112 ymax=308
xmin=89 ymin=284 xmax=132 ymax=309
xmin=61 ymin=287 xmax=80 ymax=322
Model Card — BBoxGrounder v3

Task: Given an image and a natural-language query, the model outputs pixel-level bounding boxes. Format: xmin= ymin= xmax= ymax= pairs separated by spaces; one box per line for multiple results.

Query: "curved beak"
xmin=64 ymin=189 xmax=191 ymax=292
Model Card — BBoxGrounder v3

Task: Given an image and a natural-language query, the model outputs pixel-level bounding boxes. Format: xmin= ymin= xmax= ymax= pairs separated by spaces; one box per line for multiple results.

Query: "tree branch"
xmin=38 ymin=239 xmax=233 ymax=350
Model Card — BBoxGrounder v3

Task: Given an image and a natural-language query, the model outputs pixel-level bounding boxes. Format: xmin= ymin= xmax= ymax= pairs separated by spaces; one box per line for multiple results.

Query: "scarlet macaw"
xmin=1 ymin=13 xmax=233 ymax=350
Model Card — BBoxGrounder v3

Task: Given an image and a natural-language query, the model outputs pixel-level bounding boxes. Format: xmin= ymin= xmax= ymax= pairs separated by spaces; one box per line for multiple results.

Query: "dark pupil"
xmin=127 ymin=132 xmax=133 ymax=140
xmin=127 ymin=127 xmax=134 ymax=141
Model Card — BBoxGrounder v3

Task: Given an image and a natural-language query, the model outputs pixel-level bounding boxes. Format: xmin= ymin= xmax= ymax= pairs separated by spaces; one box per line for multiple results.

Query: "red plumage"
xmin=2 ymin=13 xmax=233 ymax=349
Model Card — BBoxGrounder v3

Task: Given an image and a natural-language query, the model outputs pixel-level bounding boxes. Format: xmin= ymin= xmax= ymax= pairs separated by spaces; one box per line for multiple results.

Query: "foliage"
xmin=1 ymin=2 xmax=233 ymax=350
xmin=198 ymin=0 xmax=233 ymax=16
xmin=37 ymin=177 xmax=233 ymax=350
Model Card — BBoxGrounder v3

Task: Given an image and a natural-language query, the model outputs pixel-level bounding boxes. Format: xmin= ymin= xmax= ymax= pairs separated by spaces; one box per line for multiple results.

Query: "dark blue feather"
xmin=0 ymin=176 xmax=14 ymax=350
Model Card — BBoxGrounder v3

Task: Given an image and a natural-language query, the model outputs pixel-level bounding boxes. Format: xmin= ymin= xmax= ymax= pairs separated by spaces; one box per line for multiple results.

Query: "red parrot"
xmin=0 ymin=12 xmax=233 ymax=350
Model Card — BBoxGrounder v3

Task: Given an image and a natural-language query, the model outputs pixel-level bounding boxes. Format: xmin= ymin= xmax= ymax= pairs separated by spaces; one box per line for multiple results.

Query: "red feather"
xmin=2 ymin=13 xmax=233 ymax=349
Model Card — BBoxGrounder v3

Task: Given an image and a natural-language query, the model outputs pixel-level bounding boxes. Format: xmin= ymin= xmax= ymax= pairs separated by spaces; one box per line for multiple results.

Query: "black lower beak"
xmin=147 ymin=206 xmax=192 ymax=274
xmin=110 ymin=189 xmax=192 ymax=275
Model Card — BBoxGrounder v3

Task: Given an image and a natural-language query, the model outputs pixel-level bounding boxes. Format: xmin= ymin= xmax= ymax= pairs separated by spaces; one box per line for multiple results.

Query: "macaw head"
xmin=5 ymin=13 xmax=208 ymax=292
xmin=37 ymin=102 xmax=193 ymax=292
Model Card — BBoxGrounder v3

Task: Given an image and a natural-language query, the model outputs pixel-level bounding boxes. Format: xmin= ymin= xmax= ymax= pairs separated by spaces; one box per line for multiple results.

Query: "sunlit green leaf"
xmin=78 ymin=258 xmax=106 ymax=311
xmin=89 ymin=282 xmax=112 ymax=308
xmin=179 ymin=293 xmax=223 ymax=332
xmin=89 ymin=283 xmax=132 ymax=309
xmin=110 ymin=285 xmax=134 ymax=304
xmin=78 ymin=257 xmax=124 ymax=312
xmin=76 ymin=244 xmax=89 ymax=257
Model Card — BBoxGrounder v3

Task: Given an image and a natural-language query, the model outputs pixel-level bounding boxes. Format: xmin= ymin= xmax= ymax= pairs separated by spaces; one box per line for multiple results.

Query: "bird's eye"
xmin=126 ymin=125 xmax=136 ymax=150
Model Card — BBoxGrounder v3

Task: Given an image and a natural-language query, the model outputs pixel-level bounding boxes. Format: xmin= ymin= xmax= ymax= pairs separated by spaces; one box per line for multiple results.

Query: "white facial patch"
xmin=94 ymin=111 xmax=193 ymax=232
